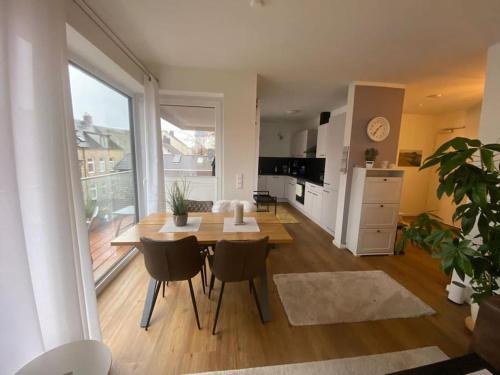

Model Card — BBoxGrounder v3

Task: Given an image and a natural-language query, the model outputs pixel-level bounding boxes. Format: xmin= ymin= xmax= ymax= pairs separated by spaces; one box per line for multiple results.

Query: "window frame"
xmin=68 ymin=61 xmax=141 ymax=289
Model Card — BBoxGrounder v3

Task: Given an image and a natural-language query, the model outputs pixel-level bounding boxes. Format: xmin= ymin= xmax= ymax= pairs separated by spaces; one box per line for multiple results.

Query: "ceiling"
xmin=160 ymin=105 xmax=215 ymax=130
xmin=84 ymin=0 xmax=500 ymax=121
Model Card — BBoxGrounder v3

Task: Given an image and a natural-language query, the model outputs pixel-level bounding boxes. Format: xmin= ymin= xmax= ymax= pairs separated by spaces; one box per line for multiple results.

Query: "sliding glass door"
xmin=68 ymin=63 xmax=138 ymax=282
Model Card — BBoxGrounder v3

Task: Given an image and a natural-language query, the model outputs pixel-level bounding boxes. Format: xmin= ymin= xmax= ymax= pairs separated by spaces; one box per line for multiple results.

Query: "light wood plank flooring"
xmin=98 ymin=204 xmax=471 ymax=375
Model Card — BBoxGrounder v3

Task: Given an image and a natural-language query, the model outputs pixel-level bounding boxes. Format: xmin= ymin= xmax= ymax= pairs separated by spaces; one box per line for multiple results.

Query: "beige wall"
xmin=259 ymin=120 xmax=307 ymax=157
xmin=479 ymin=43 xmax=500 ymax=145
xmin=398 ymin=103 xmax=481 ymax=224
xmin=158 ymin=66 xmax=258 ymax=200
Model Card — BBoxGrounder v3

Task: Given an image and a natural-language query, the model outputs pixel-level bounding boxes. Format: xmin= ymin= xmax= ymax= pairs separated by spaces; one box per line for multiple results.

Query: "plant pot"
xmin=365 ymin=160 xmax=375 ymax=168
xmin=173 ymin=214 xmax=188 ymax=227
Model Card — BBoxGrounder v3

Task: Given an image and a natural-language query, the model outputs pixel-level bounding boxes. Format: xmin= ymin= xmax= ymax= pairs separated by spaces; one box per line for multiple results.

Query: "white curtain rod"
xmin=72 ymin=0 xmax=159 ymax=82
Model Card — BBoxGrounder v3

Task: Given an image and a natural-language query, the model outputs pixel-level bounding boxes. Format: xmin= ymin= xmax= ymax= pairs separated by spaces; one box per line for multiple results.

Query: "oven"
xmin=295 ymin=179 xmax=305 ymax=204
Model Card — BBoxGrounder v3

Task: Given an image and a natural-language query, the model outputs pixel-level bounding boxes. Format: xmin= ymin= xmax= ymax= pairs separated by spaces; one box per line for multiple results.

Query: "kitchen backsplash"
xmin=258 ymin=157 xmax=325 ymax=183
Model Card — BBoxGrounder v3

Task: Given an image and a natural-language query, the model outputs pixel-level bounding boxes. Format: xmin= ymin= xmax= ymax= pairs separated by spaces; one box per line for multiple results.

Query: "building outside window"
xmin=99 ymin=157 xmax=106 ymax=173
xmin=108 ymin=157 xmax=114 ymax=171
xmin=87 ymin=158 xmax=95 ymax=174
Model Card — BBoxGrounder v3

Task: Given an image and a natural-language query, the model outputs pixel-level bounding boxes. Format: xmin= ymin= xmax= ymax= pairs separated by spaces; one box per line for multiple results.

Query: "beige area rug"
xmin=273 ymin=270 xmax=435 ymax=326
xmin=275 ymin=205 xmax=299 ymax=224
xmin=189 ymin=346 xmax=448 ymax=375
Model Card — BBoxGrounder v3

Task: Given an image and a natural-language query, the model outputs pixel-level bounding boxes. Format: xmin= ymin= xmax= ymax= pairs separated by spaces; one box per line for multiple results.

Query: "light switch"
xmin=236 ymin=173 xmax=243 ymax=189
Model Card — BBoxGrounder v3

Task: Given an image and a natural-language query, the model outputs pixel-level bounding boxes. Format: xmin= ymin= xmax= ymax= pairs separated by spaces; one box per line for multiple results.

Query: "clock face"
xmin=367 ymin=117 xmax=390 ymax=142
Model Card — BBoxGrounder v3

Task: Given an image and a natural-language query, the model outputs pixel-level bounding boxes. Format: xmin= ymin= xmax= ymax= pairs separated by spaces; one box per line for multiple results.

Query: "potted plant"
xmin=166 ymin=179 xmax=190 ymax=226
xmin=396 ymin=137 xmax=500 ymax=323
xmin=365 ymin=148 xmax=379 ymax=168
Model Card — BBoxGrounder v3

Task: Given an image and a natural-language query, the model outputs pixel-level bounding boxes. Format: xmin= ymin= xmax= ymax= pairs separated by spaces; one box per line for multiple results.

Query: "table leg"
xmin=140 ymin=278 xmax=157 ymax=328
xmin=258 ymin=264 xmax=272 ymax=322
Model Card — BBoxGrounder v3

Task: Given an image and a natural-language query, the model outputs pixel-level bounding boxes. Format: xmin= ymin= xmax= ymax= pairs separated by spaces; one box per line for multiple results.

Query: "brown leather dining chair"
xmin=140 ymin=236 xmax=205 ymax=330
xmin=186 ymin=199 xmax=214 ymax=287
xmin=208 ymin=237 xmax=269 ymax=334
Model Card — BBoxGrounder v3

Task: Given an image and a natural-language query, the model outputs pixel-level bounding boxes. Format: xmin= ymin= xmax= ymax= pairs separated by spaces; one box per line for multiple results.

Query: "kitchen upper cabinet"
xmin=323 ymin=112 xmax=346 ymax=190
xmin=316 ymin=124 xmax=328 ymax=158
xmin=290 ymin=129 xmax=317 ymax=158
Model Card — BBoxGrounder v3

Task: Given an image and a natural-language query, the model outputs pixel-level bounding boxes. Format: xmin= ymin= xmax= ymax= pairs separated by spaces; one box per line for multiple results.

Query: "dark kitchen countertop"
xmin=258 ymin=173 xmax=324 ymax=187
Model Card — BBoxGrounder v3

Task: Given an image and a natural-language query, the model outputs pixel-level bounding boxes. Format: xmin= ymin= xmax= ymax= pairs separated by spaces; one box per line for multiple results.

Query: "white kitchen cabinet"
xmin=286 ymin=177 xmax=297 ymax=203
xmin=257 ymin=175 xmax=267 ymax=191
xmin=290 ymin=129 xmax=317 ymax=158
xmin=346 ymin=168 xmax=404 ymax=256
xmin=258 ymin=175 xmax=286 ymax=199
xmin=323 ymin=112 xmax=346 ymax=190
xmin=305 ymin=182 xmax=323 ymax=223
xmin=320 ymin=187 xmax=338 ymax=235
xmin=316 ymin=124 xmax=328 ymax=158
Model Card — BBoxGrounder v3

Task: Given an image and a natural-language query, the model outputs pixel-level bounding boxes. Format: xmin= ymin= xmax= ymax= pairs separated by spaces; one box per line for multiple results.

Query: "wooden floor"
xmin=98 ymin=204 xmax=471 ymax=375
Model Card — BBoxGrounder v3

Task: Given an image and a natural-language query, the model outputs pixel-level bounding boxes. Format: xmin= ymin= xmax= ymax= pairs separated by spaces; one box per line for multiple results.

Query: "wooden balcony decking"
xmin=89 ymin=215 xmax=135 ymax=281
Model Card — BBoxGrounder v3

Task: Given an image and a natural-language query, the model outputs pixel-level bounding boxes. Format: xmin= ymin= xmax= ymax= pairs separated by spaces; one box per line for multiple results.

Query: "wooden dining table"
xmin=111 ymin=211 xmax=293 ymax=327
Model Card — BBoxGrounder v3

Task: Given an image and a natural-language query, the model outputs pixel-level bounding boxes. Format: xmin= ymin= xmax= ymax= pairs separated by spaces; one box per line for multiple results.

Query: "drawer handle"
xmin=383 ymin=178 xmax=388 ymax=181
xmin=380 ymin=204 xmax=384 ymax=207
xmin=377 ymin=230 xmax=381 ymax=233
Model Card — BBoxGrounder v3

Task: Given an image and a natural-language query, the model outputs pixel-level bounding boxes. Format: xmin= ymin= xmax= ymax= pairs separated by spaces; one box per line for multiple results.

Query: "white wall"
xmin=479 ymin=42 xmax=500 ymax=145
xmin=159 ymin=66 xmax=258 ymax=200
xmin=259 ymin=120 xmax=307 ymax=157
xmin=397 ymin=114 xmax=438 ymax=215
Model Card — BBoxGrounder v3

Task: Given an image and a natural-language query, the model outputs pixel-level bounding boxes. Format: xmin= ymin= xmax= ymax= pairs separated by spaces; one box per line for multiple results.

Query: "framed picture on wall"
xmin=398 ymin=149 xmax=423 ymax=167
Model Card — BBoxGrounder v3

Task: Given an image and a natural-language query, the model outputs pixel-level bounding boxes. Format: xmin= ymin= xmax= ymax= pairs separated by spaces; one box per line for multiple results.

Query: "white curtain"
xmin=142 ymin=76 xmax=166 ymax=215
xmin=0 ymin=1 xmax=101 ymax=373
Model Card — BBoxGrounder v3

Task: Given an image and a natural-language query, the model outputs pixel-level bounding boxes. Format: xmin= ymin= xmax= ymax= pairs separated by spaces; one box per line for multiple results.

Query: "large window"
xmin=161 ymin=103 xmax=219 ymax=201
xmin=69 ymin=64 xmax=137 ymax=282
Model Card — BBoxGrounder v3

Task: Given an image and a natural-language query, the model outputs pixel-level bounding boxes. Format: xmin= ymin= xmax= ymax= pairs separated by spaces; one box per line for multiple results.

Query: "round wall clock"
xmin=367 ymin=117 xmax=390 ymax=142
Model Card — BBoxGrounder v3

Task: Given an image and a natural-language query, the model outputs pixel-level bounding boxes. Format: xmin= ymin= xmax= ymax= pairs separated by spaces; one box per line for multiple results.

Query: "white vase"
xmin=365 ymin=161 xmax=374 ymax=168
xmin=471 ymin=302 xmax=480 ymax=322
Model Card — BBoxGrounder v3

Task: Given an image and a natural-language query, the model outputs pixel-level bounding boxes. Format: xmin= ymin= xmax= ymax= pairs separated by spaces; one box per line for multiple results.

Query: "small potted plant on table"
xmin=167 ymin=180 xmax=190 ymax=226
xmin=365 ymin=148 xmax=379 ymax=168
xmin=396 ymin=137 xmax=500 ymax=327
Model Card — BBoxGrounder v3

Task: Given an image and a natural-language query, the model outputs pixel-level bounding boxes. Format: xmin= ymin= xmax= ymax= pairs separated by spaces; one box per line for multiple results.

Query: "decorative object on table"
xmin=234 ymin=202 xmax=244 ymax=225
xmin=396 ymin=137 xmax=500 ymax=325
xmin=364 ymin=147 xmax=379 ymax=168
xmin=380 ymin=160 xmax=389 ymax=169
xmin=398 ymin=149 xmax=423 ymax=167
xmin=448 ymin=280 xmax=467 ymax=304
xmin=367 ymin=116 xmax=390 ymax=142
xmin=212 ymin=200 xmax=257 ymax=213
xmin=166 ymin=179 xmax=190 ymax=226
xmin=223 ymin=217 xmax=260 ymax=232
xmin=159 ymin=216 xmax=202 ymax=233
xmin=389 ymin=163 xmax=397 ymax=169
xmin=273 ymin=270 xmax=434 ymax=326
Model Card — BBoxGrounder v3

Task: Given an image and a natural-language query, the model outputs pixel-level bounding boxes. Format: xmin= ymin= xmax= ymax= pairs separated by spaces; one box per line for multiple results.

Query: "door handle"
xmin=380 ymin=204 xmax=384 ymax=207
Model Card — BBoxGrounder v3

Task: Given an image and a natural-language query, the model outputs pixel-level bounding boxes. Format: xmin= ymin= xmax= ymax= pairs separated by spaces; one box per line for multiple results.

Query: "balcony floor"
xmin=89 ymin=215 xmax=135 ymax=281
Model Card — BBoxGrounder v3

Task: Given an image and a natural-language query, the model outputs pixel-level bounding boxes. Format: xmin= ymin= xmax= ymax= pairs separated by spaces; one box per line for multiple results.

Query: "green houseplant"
xmin=365 ymin=147 xmax=379 ymax=168
xmin=397 ymin=137 xmax=500 ymax=307
xmin=166 ymin=179 xmax=190 ymax=226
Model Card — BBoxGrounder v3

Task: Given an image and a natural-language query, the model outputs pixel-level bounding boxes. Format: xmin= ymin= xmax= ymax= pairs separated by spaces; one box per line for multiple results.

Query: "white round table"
xmin=16 ymin=340 xmax=112 ymax=375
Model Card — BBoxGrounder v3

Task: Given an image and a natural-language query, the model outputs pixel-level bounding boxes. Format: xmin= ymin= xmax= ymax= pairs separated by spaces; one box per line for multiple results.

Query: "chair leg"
xmin=208 ymin=273 xmax=215 ymax=299
xmin=212 ymin=281 xmax=225 ymax=335
xmin=200 ymin=270 xmax=206 ymax=295
xmin=203 ymin=262 xmax=208 ymax=286
xmin=162 ymin=281 xmax=165 ymax=298
xmin=188 ymin=279 xmax=201 ymax=330
xmin=145 ymin=280 xmax=161 ymax=330
xmin=250 ymin=279 xmax=265 ymax=324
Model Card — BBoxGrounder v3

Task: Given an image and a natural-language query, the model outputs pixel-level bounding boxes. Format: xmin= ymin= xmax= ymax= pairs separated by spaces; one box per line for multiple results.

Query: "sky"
xmin=68 ymin=65 xmax=130 ymax=130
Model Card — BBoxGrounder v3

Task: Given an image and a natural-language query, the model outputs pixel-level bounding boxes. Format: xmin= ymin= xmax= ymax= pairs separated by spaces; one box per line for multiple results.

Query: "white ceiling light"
xmin=250 ymin=0 xmax=264 ymax=8
xmin=286 ymin=109 xmax=301 ymax=115
xmin=426 ymin=93 xmax=443 ymax=99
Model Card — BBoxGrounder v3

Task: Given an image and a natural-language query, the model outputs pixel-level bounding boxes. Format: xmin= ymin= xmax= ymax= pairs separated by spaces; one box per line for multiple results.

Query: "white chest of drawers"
xmin=346 ymin=168 xmax=404 ymax=256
